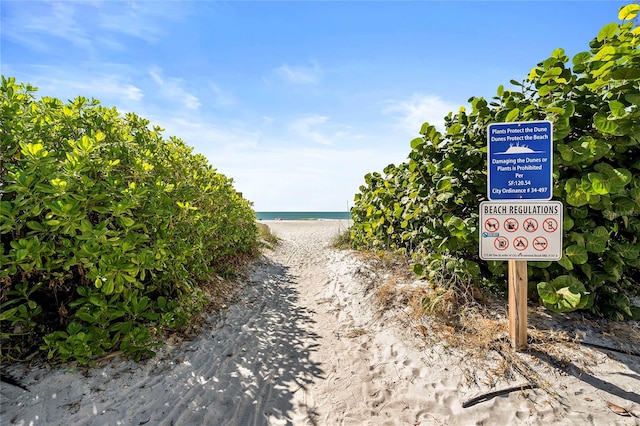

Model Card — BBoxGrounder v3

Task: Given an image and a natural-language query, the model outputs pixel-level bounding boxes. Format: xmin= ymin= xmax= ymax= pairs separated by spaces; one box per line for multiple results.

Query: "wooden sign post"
xmin=483 ymin=121 xmax=557 ymax=353
xmin=508 ymin=260 xmax=528 ymax=350
xmin=481 ymin=203 xmax=563 ymax=352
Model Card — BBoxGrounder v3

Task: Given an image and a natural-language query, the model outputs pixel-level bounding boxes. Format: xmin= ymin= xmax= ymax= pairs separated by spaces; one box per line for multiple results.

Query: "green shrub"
xmin=350 ymin=4 xmax=640 ymax=320
xmin=1 ymin=77 xmax=259 ymax=362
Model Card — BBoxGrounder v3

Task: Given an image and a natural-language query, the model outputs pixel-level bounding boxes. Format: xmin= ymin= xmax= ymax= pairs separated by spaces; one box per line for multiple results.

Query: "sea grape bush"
xmin=1 ymin=77 xmax=259 ymax=363
xmin=350 ymin=4 xmax=640 ymax=320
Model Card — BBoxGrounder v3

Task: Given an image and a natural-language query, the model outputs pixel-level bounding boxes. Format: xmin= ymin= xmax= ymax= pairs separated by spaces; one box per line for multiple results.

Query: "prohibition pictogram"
xmin=523 ymin=218 xmax=538 ymax=233
xmin=543 ymin=218 xmax=559 ymax=233
xmin=533 ymin=236 xmax=548 ymax=251
xmin=504 ymin=218 xmax=519 ymax=232
xmin=484 ymin=218 xmax=500 ymax=232
xmin=479 ymin=201 xmax=563 ymax=261
xmin=494 ymin=236 xmax=509 ymax=251
xmin=513 ymin=236 xmax=528 ymax=251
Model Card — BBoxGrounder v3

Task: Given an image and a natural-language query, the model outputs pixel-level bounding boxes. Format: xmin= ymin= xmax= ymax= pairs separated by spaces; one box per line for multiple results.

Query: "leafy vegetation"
xmin=1 ymin=77 xmax=259 ymax=363
xmin=350 ymin=4 xmax=640 ymax=320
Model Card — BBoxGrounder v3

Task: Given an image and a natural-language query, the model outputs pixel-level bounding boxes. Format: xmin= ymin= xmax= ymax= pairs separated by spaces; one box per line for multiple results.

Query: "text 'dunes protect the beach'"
xmin=479 ymin=201 xmax=563 ymax=261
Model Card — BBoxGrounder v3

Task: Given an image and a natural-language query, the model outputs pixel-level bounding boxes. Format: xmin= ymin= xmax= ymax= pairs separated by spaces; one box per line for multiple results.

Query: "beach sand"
xmin=1 ymin=220 xmax=639 ymax=425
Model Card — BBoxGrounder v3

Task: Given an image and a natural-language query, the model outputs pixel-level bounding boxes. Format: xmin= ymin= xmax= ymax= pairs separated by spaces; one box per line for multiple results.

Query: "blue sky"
xmin=1 ymin=1 xmax=631 ymax=211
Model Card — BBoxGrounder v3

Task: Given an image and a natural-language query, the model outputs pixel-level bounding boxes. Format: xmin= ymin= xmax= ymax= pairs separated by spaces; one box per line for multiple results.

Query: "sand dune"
xmin=2 ymin=220 xmax=639 ymax=425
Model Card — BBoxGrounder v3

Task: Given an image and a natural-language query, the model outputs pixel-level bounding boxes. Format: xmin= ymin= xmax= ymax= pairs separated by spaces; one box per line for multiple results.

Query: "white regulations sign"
xmin=479 ymin=201 xmax=563 ymax=261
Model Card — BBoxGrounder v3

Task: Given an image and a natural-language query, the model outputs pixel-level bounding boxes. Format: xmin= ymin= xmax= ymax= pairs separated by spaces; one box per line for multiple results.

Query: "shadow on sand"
xmin=158 ymin=256 xmax=326 ymax=425
xmin=1 ymin=257 xmax=325 ymax=426
xmin=527 ymin=309 xmax=640 ymax=408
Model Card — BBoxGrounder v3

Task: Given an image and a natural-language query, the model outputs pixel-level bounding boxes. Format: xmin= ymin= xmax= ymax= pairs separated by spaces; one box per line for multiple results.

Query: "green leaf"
xmin=76 ymin=311 xmax=96 ymax=323
xmin=565 ymin=245 xmax=588 ymax=265
xmin=615 ymin=243 xmax=640 ymax=260
xmin=554 ymin=117 xmax=571 ymax=140
xmin=537 ymin=275 xmax=587 ymax=313
xmin=563 ymin=215 xmax=574 ymax=231
xmin=618 ymin=3 xmax=640 ymax=20
xmin=592 ymin=226 xmax=609 ymax=240
xmin=551 ymin=48 xmax=566 ymax=60
xmin=569 ymin=232 xmax=585 ymax=246
xmin=585 ymin=233 xmax=608 ymax=253
xmin=15 ymin=249 xmax=29 ymax=261
xmin=420 ymin=122 xmax=432 ymax=135
xmin=540 ymin=67 xmax=563 ymax=83
xmin=557 ymin=144 xmax=574 ymax=162
xmin=21 ymin=142 xmax=47 ymax=158
xmin=538 ymin=282 xmax=559 ymax=304
xmin=412 ymin=263 xmax=424 ymax=276
xmin=593 ymin=112 xmax=618 ymax=134
xmin=89 ymin=295 xmax=106 ymax=307
xmin=572 ymin=52 xmax=591 ymax=66
xmin=625 ymin=94 xmax=640 ymax=106
xmin=566 ymin=189 xmax=589 ymax=207
xmin=26 ymin=221 xmax=45 ymax=231
xmin=445 ymin=215 xmax=464 ymax=230
xmin=556 ymin=287 xmax=582 ymax=309
xmin=597 ymin=22 xmax=618 ymax=41
xmin=538 ymin=84 xmax=554 ymax=97
xmin=610 ymin=67 xmax=640 ymax=80
xmin=592 ymin=45 xmax=616 ymax=62
xmin=604 ymin=259 xmax=623 ymax=282
xmin=587 ymin=172 xmax=609 ymax=195
xmin=505 ymin=108 xmax=520 ymax=122
xmin=436 ymin=177 xmax=452 ymax=192
xmin=0 ymin=307 xmax=19 ymax=321
xmin=560 ymin=101 xmax=576 ymax=118
xmin=447 ymin=123 xmax=462 ymax=136
xmin=613 ymin=197 xmax=636 ymax=215
xmin=557 ymin=255 xmax=574 ymax=270
xmin=118 ymin=217 xmax=135 ymax=228
xmin=608 ymin=100 xmax=627 ymax=118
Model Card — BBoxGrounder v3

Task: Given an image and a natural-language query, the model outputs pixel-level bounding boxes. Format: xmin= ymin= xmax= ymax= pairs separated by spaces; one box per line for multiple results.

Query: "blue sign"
xmin=487 ymin=121 xmax=553 ymax=200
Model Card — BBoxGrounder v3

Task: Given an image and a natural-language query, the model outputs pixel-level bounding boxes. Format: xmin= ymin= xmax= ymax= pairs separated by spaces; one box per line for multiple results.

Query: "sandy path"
xmin=268 ymin=221 xmax=448 ymax=425
xmin=2 ymin=220 xmax=639 ymax=425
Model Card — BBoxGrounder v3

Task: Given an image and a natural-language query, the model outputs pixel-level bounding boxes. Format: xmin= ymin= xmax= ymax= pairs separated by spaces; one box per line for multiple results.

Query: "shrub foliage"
xmin=1 ymin=77 xmax=259 ymax=363
xmin=350 ymin=4 xmax=640 ymax=320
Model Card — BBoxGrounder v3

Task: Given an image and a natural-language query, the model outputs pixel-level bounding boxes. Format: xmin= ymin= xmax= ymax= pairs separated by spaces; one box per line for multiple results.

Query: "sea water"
xmin=256 ymin=212 xmax=351 ymax=220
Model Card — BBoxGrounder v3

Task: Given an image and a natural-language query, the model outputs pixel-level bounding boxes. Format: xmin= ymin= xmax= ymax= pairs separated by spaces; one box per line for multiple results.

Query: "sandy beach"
xmin=1 ymin=220 xmax=639 ymax=425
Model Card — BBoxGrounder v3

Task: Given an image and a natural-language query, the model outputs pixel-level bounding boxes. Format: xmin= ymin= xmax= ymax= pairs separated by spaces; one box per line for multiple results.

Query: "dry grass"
xmin=331 ymin=230 xmax=353 ymax=249
xmin=352 ymin=248 xmax=640 ymax=397
xmin=257 ymin=222 xmax=280 ymax=249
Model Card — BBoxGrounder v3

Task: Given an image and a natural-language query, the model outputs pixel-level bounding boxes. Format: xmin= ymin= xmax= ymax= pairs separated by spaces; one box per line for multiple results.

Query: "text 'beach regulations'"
xmin=479 ymin=201 xmax=563 ymax=261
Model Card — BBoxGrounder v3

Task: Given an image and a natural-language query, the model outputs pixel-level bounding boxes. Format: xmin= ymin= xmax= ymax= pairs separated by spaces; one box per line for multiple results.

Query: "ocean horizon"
xmin=256 ymin=211 xmax=351 ymax=220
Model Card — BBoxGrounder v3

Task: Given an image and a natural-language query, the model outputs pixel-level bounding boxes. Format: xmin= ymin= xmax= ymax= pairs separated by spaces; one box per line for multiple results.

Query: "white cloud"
xmin=204 ymin=144 xmax=405 ymax=211
xmin=84 ymin=79 xmax=144 ymax=102
xmin=273 ymin=62 xmax=322 ymax=84
xmin=290 ymin=115 xmax=332 ymax=145
xmin=287 ymin=115 xmax=367 ymax=146
xmin=207 ymin=82 xmax=235 ymax=107
xmin=383 ymin=94 xmax=459 ymax=136
xmin=1 ymin=2 xmax=92 ymax=51
xmin=149 ymin=68 xmax=201 ymax=110
xmin=97 ymin=2 xmax=166 ymax=43
xmin=6 ymin=69 xmax=144 ymax=105
xmin=1 ymin=1 xmax=180 ymax=54
xmin=141 ymin=113 xmax=407 ymax=211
